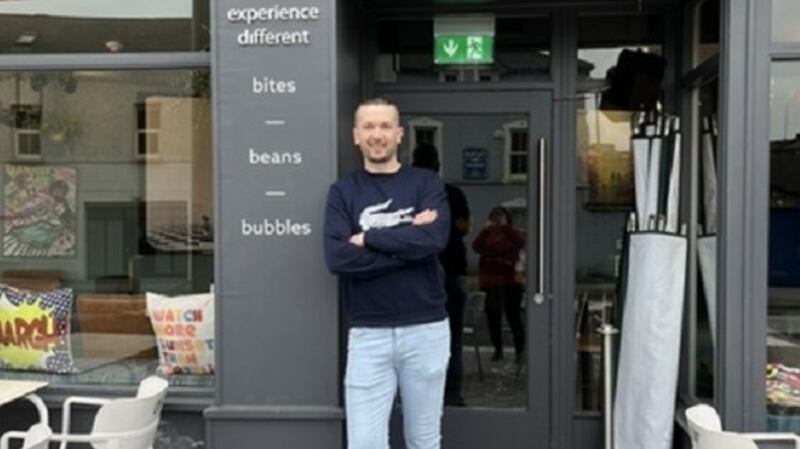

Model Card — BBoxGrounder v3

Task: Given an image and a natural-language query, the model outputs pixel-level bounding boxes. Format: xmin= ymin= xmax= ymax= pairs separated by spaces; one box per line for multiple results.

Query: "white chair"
xmin=49 ymin=375 xmax=169 ymax=449
xmin=1 ymin=423 xmax=52 ymax=449
xmin=686 ymin=404 xmax=800 ymax=449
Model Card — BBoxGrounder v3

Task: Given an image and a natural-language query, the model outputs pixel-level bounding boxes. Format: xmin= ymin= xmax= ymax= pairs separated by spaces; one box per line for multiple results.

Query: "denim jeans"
xmin=345 ymin=318 xmax=450 ymax=449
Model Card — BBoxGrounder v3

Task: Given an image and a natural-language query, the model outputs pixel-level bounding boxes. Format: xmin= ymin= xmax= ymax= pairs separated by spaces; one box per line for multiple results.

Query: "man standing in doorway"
xmin=324 ymin=98 xmax=451 ymax=449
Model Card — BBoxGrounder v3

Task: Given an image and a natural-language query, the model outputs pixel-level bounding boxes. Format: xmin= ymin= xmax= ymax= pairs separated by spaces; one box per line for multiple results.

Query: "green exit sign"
xmin=434 ymin=34 xmax=494 ymax=65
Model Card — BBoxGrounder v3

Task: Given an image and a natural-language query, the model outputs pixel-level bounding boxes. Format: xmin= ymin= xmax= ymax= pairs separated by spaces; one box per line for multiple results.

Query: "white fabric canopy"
xmin=614 ymin=232 xmax=687 ymax=449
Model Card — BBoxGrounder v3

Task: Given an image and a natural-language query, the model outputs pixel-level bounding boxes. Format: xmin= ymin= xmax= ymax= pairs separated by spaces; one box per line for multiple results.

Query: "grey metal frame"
xmin=716 ymin=0 xmax=771 ymax=432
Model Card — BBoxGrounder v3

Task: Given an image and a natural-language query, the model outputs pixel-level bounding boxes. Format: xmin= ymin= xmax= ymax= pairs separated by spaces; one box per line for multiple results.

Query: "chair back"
xmin=685 ymin=404 xmax=759 ymax=449
xmin=91 ymin=376 xmax=168 ymax=449
xmin=22 ymin=424 xmax=51 ymax=449
xmin=696 ymin=430 xmax=759 ymax=449
xmin=686 ymin=403 xmax=722 ymax=448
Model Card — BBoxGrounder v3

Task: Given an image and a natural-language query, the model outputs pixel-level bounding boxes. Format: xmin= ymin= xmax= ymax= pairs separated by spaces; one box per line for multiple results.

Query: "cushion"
xmin=0 ymin=284 xmax=78 ymax=374
xmin=76 ymin=294 xmax=157 ymax=360
xmin=146 ymin=292 xmax=214 ymax=375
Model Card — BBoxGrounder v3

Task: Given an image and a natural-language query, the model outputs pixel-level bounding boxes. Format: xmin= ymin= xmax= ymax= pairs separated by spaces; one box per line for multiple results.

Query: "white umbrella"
xmin=644 ymin=129 xmax=663 ymax=228
xmin=614 ymin=232 xmax=688 ymax=449
xmin=701 ymin=117 xmax=718 ymax=234
xmin=665 ymin=119 xmax=682 ymax=233
xmin=633 ymin=132 xmax=651 ymax=229
xmin=698 ymin=114 xmax=719 ymax=346
xmin=613 ymin=114 xmax=687 ymax=449
xmin=698 ymin=235 xmax=717 ymax=345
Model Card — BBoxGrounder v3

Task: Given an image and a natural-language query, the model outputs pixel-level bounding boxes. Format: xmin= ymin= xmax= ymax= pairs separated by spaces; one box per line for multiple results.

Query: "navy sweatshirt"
xmin=323 ymin=165 xmax=451 ymax=327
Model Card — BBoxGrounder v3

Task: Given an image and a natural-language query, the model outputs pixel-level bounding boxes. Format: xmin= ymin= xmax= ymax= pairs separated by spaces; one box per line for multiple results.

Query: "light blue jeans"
xmin=345 ymin=318 xmax=451 ymax=449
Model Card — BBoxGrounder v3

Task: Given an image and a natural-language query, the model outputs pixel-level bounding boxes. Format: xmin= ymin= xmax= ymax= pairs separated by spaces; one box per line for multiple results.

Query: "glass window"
xmin=772 ymin=0 xmax=800 ymax=43
xmin=767 ymin=61 xmax=800 ymax=428
xmin=0 ymin=70 xmax=213 ymax=387
xmin=694 ymin=0 xmax=720 ymax=67
xmin=374 ymin=17 xmax=550 ymax=85
xmin=12 ymin=105 xmax=43 ymax=159
xmin=509 ymin=129 xmax=528 ymax=177
xmin=573 ymin=92 xmax=633 ymax=412
xmin=0 ymin=1 xmax=209 ymax=53
xmin=694 ymin=79 xmax=718 ymax=401
xmin=402 ymin=112 xmax=531 ymax=409
xmin=577 ymin=14 xmax=664 ymax=81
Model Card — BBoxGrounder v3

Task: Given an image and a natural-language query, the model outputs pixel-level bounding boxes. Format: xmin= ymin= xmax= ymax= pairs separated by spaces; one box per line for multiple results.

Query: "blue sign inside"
xmin=462 ymin=147 xmax=488 ymax=180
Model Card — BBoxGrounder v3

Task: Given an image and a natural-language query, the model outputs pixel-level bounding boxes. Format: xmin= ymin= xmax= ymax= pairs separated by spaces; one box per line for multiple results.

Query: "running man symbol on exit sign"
xmin=434 ymin=34 xmax=494 ymax=64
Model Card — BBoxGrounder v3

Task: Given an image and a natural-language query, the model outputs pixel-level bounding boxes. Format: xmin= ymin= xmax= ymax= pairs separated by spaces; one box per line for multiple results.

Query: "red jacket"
xmin=472 ymin=225 xmax=525 ymax=289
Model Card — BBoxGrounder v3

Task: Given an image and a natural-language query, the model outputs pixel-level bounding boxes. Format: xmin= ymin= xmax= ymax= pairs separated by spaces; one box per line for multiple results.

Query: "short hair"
xmin=412 ymin=144 xmax=440 ymax=172
xmin=354 ymin=97 xmax=399 ymax=125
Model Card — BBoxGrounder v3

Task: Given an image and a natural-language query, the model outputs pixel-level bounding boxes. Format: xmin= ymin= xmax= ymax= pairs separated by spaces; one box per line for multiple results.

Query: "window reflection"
xmin=0 ymin=70 xmax=213 ymax=386
xmin=773 ymin=0 xmax=800 ymax=43
xmin=402 ymin=113 xmax=530 ymax=409
xmin=695 ymin=80 xmax=718 ymax=400
xmin=577 ymin=14 xmax=663 ymax=81
xmin=0 ymin=1 xmax=209 ymax=53
xmin=573 ymin=93 xmax=632 ymax=412
xmin=695 ymin=0 xmax=719 ymax=67
xmin=768 ymin=62 xmax=800 ymax=430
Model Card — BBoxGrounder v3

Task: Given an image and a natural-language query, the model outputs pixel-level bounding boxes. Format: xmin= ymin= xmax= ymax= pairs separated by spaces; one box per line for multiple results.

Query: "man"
xmin=324 ymin=98 xmax=451 ymax=449
xmin=411 ymin=143 xmax=470 ymax=407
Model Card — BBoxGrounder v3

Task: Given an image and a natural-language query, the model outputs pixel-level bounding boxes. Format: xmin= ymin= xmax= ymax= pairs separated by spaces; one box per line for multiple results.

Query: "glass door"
xmin=383 ymin=90 xmax=553 ymax=449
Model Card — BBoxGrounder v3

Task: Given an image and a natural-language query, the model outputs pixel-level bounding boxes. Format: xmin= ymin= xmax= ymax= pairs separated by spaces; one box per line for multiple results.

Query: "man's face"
xmin=353 ymin=104 xmax=404 ymax=165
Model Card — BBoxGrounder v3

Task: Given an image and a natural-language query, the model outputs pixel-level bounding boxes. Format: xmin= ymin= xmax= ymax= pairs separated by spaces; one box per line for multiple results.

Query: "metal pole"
xmin=598 ymin=323 xmax=619 ymax=449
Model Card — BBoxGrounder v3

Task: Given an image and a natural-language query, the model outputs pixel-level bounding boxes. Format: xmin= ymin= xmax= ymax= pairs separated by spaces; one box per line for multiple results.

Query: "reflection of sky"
xmin=773 ymin=0 xmax=800 ymax=42
xmin=578 ymin=46 xmax=662 ymax=80
xmin=0 ymin=0 xmax=191 ymax=18
xmin=771 ymin=62 xmax=800 ymax=141
xmin=578 ymin=48 xmax=622 ymax=79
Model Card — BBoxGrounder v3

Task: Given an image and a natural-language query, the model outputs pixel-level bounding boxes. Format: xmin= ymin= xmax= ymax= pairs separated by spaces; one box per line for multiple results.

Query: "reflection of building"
xmin=0 ymin=14 xmax=207 ymax=53
xmin=770 ymin=135 xmax=800 ymax=207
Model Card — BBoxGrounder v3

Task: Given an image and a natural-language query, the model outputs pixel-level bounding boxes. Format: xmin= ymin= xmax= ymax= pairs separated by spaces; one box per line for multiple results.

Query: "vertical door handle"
xmin=533 ymin=137 xmax=547 ymax=306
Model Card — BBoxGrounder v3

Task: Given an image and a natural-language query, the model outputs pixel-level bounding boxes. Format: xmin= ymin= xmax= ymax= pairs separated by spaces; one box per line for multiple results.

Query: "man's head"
xmin=353 ymin=98 xmax=403 ymax=166
xmin=411 ymin=144 xmax=440 ymax=173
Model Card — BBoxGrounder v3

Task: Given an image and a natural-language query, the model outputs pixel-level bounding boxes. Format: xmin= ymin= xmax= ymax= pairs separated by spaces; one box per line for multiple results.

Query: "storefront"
xmin=0 ymin=0 xmax=793 ymax=448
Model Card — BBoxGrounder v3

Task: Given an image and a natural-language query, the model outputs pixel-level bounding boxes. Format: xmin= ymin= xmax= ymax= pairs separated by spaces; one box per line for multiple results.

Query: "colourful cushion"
xmin=0 ymin=284 xmax=78 ymax=374
xmin=146 ymin=292 xmax=214 ymax=375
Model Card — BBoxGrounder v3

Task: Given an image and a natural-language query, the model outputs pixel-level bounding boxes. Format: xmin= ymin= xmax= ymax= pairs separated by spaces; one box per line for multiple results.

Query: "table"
xmin=0 ymin=380 xmax=48 ymax=425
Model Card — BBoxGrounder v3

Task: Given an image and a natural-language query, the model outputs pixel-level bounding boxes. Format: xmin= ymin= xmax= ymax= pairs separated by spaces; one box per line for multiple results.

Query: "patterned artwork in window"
xmin=3 ymin=165 xmax=77 ymax=257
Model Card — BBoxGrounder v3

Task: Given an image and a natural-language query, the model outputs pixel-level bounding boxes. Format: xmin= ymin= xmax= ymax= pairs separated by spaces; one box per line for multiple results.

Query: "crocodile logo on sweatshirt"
xmin=359 ymin=199 xmax=414 ymax=231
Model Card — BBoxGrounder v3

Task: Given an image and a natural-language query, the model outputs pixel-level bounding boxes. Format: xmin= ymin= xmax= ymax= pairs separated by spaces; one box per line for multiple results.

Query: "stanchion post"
xmin=598 ymin=324 xmax=619 ymax=449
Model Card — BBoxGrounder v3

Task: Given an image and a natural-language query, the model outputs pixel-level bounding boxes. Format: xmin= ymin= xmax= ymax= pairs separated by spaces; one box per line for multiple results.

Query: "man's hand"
xmin=349 ymin=232 xmax=365 ymax=247
xmin=413 ymin=209 xmax=438 ymax=226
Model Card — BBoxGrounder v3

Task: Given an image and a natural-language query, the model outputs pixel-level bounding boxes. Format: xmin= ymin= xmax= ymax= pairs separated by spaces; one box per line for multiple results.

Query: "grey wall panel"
xmin=212 ymin=0 xmax=338 ymax=403
xmin=208 ymin=0 xmax=344 ymax=447
xmin=337 ymin=0 xmax=364 ymax=177
xmin=208 ymin=419 xmax=340 ymax=449
xmin=573 ymin=415 xmax=602 ymax=449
